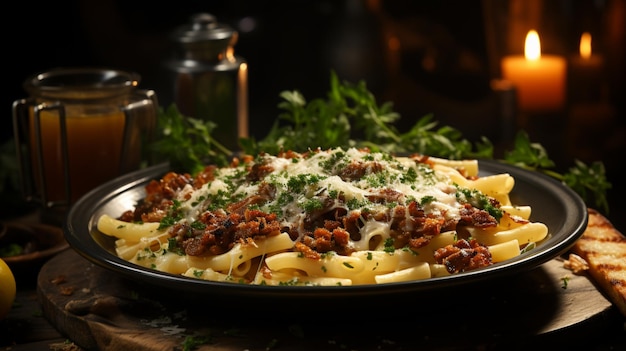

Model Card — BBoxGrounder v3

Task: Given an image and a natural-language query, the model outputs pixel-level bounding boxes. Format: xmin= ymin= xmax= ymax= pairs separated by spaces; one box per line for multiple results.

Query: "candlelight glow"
xmin=237 ymin=62 xmax=249 ymax=139
xmin=579 ymin=32 xmax=592 ymax=59
xmin=501 ymin=28 xmax=566 ymax=111
xmin=524 ymin=30 xmax=541 ymax=61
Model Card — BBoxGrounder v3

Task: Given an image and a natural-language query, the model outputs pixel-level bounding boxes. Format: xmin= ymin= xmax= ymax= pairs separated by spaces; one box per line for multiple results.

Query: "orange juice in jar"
xmin=28 ymin=105 xmax=127 ymax=204
xmin=13 ymin=68 xmax=157 ymax=223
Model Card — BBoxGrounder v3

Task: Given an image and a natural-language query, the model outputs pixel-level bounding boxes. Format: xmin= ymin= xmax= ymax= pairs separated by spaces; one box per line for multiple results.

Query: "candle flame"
xmin=524 ymin=30 xmax=541 ymax=61
xmin=579 ymin=32 xmax=592 ymax=59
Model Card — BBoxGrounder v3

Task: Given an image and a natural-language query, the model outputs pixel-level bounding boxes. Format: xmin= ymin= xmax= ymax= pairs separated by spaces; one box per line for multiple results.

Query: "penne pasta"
xmin=488 ymin=239 xmax=521 ymax=262
xmin=98 ymin=214 xmax=164 ymax=242
xmin=374 ymin=262 xmax=432 ymax=284
xmin=468 ymin=222 xmax=549 ymax=246
xmin=96 ymin=147 xmax=551 ymax=286
xmin=501 ymin=205 xmax=532 ymax=220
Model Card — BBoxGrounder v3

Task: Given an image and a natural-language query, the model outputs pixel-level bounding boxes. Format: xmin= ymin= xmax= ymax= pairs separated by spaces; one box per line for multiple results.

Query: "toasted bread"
xmin=568 ymin=208 xmax=626 ymax=317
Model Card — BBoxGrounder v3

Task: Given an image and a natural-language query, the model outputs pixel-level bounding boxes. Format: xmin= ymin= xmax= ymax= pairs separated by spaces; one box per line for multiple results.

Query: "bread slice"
xmin=568 ymin=208 xmax=626 ymax=317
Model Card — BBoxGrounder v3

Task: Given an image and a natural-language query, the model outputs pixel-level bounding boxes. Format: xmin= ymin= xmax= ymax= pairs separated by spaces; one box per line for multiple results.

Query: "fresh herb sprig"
xmin=501 ymin=131 xmax=611 ymax=213
xmin=151 ymin=104 xmax=231 ymax=174
xmin=240 ymin=71 xmax=494 ymax=159
xmin=154 ymin=71 xmax=611 ymax=213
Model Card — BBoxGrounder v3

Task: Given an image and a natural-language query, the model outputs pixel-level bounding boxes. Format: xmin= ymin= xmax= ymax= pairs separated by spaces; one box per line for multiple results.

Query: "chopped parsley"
xmin=167 ymin=238 xmax=185 ymax=255
xmin=181 ymin=335 xmax=212 ymax=351
xmin=193 ymin=270 xmax=204 ymax=277
xmin=319 ymin=150 xmax=347 ymax=173
xmin=455 ymin=186 xmax=503 ymax=221
xmin=383 ymin=238 xmax=395 ymax=253
xmin=287 ymin=173 xmax=325 ymax=193
xmin=346 ymin=197 xmax=369 ymax=210
xmin=400 ymin=167 xmax=418 ymax=184
xmin=419 ymin=195 xmax=436 ymax=206
xmin=302 ymin=198 xmax=324 ymax=213
xmin=364 ymin=170 xmax=390 ymax=188
xmin=561 ymin=276 xmax=570 ymax=289
xmin=190 ymin=220 xmax=206 ymax=230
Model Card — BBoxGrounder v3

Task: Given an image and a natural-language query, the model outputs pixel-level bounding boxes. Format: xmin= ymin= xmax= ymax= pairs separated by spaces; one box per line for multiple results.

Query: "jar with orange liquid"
xmin=12 ymin=68 xmax=157 ymax=224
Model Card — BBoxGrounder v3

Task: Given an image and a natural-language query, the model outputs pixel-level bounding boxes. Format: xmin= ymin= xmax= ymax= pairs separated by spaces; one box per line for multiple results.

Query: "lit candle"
xmin=237 ymin=62 xmax=249 ymax=139
xmin=501 ymin=30 xmax=567 ymax=112
xmin=568 ymin=32 xmax=604 ymax=102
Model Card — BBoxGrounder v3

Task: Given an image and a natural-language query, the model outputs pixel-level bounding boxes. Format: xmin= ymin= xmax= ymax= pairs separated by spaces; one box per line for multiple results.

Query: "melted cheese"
xmin=175 ymin=147 xmax=470 ymax=246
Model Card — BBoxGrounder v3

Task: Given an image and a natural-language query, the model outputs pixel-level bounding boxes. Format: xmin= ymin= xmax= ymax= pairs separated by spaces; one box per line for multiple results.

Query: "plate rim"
xmin=64 ymin=159 xmax=588 ymax=298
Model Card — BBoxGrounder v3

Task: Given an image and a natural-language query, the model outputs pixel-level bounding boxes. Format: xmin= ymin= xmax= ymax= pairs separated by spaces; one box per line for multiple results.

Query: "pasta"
xmin=97 ymin=147 xmax=549 ymax=286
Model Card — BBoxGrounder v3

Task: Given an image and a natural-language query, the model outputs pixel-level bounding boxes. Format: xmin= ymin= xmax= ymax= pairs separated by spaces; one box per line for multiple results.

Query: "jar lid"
xmin=171 ymin=13 xmax=235 ymax=44
xmin=23 ymin=68 xmax=140 ymax=100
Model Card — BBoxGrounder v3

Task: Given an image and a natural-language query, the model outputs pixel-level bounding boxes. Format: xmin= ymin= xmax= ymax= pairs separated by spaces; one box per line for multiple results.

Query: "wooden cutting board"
xmin=37 ymin=249 xmax=615 ymax=351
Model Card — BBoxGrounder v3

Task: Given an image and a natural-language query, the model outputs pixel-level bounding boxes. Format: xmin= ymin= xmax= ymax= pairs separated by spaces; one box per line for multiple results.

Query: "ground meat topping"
xmin=116 ymin=148 xmax=503 ymax=275
xmin=433 ymin=239 xmax=493 ymax=273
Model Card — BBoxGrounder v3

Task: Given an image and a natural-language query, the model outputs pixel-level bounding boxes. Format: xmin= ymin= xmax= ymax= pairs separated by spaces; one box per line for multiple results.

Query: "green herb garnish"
xmin=181 ymin=335 xmax=212 ymax=351
xmin=0 ymin=243 xmax=23 ymax=257
xmin=151 ymin=104 xmax=231 ymax=174
xmin=502 ymin=131 xmax=611 ymax=213
xmin=153 ymin=71 xmax=611 ymax=213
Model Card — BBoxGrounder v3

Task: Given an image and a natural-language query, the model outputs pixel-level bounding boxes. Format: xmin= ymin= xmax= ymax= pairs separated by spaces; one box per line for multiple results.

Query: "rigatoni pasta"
xmin=97 ymin=147 xmax=549 ymax=286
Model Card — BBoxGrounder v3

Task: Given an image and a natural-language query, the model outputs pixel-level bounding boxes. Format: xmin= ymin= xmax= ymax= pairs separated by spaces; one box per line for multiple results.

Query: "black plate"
xmin=65 ymin=160 xmax=588 ymax=299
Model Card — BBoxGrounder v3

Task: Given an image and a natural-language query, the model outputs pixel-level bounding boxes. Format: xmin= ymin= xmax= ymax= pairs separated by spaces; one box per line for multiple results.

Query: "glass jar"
xmin=12 ymin=68 xmax=158 ymax=223
xmin=162 ymin=13 xmax=248 ymax=151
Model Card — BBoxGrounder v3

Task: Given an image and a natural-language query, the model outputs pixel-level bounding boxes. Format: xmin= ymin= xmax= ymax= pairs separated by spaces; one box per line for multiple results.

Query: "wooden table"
xmin=2 ymin=247 xmax=625 ymax=351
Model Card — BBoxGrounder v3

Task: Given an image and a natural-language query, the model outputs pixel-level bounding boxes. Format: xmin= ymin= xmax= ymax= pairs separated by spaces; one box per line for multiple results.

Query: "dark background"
xmin=3 ymin=0 xmax=625 ymax=228
xmin=4 ymin=0 xmax=500 ymax=141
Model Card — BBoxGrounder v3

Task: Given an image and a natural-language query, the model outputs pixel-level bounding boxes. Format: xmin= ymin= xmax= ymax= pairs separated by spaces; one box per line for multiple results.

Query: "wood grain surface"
xmin=36 ymin=249 xmax=619 ymax=351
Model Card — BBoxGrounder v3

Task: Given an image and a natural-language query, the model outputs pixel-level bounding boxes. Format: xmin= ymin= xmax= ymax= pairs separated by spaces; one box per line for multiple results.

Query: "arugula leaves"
xmin=154 ymin=71 xmax=612 ymax=213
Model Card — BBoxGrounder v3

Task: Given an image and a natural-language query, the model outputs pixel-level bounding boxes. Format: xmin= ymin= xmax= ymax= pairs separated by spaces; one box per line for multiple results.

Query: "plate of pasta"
xmin=65 ymin=147 xmax=587 ymax=299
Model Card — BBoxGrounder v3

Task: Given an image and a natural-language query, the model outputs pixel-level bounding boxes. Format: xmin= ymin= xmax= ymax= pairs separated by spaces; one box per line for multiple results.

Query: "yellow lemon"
xmin=0 ymin=258 xmax=16 ymax=319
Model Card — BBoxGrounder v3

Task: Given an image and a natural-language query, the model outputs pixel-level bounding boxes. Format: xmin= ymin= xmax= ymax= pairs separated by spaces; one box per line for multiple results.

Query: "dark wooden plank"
xmin=1 ymin=288 xmax=64 ymax=340
xmin=34 ymin=249 xmax=618 ymax=351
